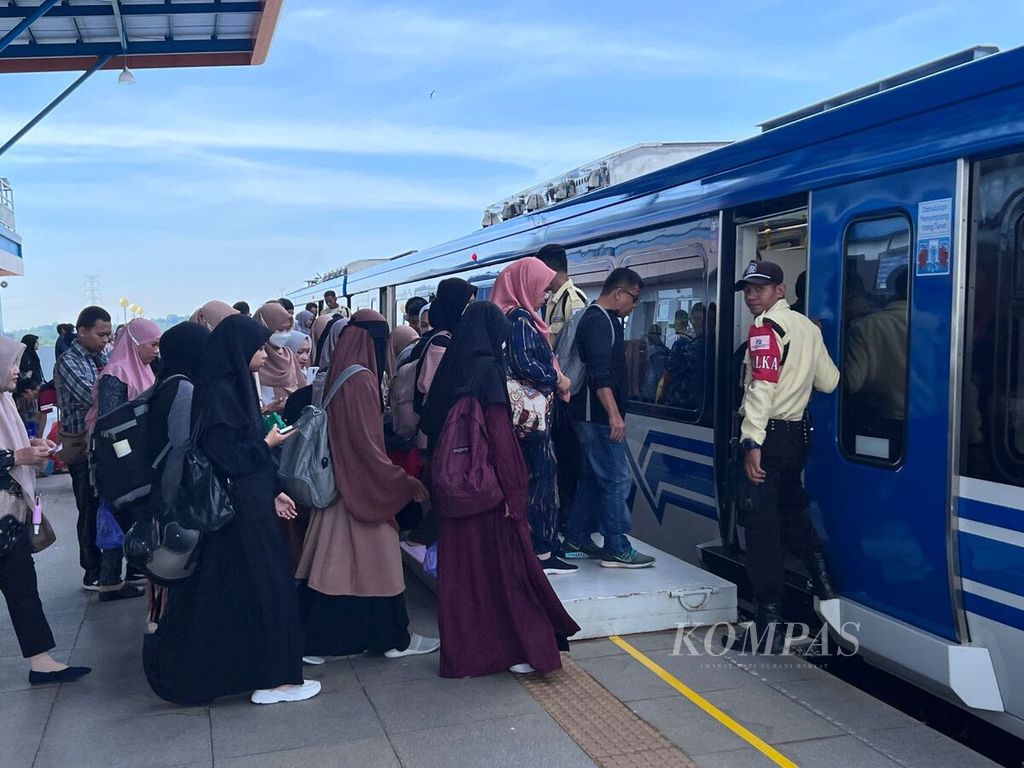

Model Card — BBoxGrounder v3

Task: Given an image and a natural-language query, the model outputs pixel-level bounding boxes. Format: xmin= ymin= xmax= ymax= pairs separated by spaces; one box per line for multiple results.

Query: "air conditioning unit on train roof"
xmin=481 ymin=141 xmax=730 ymax=227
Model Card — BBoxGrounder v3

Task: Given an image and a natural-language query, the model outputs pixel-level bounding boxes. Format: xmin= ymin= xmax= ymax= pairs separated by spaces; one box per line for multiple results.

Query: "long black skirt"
xmin=299 ymin=584 xmax=411 ymax=656
xmin=143 ymin=522 xmax=266 ymax=705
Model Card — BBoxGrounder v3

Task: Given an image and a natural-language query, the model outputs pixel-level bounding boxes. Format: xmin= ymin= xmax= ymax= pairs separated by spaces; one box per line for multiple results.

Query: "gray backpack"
xmin=554 ymin=303 xmax=616 ymax=396
xmin=277 ymin=364 xmax=367 ymax=509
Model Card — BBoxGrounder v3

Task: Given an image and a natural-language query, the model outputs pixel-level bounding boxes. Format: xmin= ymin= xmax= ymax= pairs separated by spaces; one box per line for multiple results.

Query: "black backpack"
xmin=91 ymin=376 xmax=183 ymax=509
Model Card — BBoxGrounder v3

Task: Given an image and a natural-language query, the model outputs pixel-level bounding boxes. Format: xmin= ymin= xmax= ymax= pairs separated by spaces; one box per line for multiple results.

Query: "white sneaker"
xmin=384 ymin=633 xmax=440 ymax=659
xmin=302 ymin=655 xmax=325 ymax=665
xmin=250 ymin=679 xmax=321 ymax=705
xmin=509 ymin=663 xmax=535 ymax=674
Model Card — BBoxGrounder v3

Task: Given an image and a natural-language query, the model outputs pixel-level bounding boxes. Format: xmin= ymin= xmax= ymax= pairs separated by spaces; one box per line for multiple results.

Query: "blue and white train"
xmin=290 ymin=46 xmax=1024 ymax=737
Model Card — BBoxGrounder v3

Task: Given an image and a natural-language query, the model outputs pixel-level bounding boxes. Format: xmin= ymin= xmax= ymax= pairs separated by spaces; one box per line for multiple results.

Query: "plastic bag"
xmin=423 ymin=542 xmax=438 ymax=579
xmin=96 ymin=500 xmax=125 ymax=550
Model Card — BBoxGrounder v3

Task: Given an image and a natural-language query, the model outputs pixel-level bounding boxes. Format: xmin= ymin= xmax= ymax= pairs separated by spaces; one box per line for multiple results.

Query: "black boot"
xmin=757 ymin=601 xmax=787 ymax=654
xmin=806 ymin=550 xmax=837 ymax=600
xmin=731 ymin=601 xmax=786 ymax=654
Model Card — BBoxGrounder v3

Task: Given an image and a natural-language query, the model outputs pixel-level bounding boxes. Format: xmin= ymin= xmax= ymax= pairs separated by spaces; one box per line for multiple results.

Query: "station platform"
xmin=401 ymin=538 xmax=737 ymax=639
xmin=1 ymin=476 xmax=1003 ymax=768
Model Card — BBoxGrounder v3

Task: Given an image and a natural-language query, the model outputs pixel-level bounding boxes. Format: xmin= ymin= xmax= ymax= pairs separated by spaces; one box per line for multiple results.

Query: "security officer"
xmin=735 ymin=260 xmax=840 ymax=653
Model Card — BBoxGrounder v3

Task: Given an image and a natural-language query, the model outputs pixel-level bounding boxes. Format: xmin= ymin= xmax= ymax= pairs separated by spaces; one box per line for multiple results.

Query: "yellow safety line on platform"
xmin=609 ymin=635 xmax=798 ymax=768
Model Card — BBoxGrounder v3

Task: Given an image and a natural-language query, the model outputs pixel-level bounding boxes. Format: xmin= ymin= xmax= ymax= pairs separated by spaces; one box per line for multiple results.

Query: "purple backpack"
xmin=431 ymin=396 xmax=504 ymax=518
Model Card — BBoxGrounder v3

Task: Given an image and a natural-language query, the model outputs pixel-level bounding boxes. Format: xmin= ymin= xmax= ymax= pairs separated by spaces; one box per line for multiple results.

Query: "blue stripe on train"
xmin=962 ymin=592 xmax=1024 ymax=633
xmin=638 ymin=430 xmax=714 ymax=468
xmin=958 ymin=497 xmax=1024 ymax=534
xmin=628 ymin=430 xmax=718 ymax=523
xmin=958 ymin=532 xmax=1024 ymax=599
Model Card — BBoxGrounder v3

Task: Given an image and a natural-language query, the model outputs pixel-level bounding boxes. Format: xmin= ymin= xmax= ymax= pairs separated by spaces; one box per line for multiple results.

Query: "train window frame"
xmin=962 ymin=152 xmax=1024 ymax=487
xmin=838 ymin=211 xmax=914 ymax=469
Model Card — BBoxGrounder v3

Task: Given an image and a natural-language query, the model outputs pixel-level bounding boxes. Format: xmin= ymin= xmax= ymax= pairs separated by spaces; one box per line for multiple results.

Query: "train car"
xmin=290 ymin=45 xmax=1024 ymax=737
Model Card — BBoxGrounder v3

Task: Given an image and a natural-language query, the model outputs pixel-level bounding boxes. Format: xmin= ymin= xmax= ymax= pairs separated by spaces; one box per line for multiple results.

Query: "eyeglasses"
xmin=620 ymin=288 xmax=641 ymax=304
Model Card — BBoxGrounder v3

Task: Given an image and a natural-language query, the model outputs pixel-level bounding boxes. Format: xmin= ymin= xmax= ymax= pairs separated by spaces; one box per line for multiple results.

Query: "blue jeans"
xmin=565 ymin=421 xmax=633 ymax=556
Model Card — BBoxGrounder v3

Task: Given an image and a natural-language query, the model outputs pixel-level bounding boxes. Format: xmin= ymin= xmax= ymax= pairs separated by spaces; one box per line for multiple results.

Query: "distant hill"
xmin=6 ymin=314 xmax=190 ymax=347
xmin=7 ymin=315 xmax=191 ymax=380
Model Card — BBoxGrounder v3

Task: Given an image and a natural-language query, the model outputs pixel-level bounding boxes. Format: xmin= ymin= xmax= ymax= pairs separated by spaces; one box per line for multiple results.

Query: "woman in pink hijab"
xmin=189 ymin=301 xmax=238 ymax=332
xmin=490 ymin=258 xmax=574 ymax=575
xmin=86 ymin=317 xmax=162 ymax=600
xmin=253 ymin=302 xmax=304 ymax=404
xmin=87 ymin=318 xmax=162 ymax=433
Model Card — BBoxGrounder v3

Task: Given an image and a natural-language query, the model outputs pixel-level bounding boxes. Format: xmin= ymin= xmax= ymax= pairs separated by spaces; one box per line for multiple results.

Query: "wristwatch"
xmin=741 ymin=439 xmax=761 ymax=452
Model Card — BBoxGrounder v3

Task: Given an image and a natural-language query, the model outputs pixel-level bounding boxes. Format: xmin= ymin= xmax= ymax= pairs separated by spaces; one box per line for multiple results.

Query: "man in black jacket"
xmin=562 ymin=268 xmax=655 ymax=568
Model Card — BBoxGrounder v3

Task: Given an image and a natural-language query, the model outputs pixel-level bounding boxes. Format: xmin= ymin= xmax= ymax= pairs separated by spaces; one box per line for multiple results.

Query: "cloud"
xmin=280 ymin=3 xmax=814 ymax=82
xmin=0 ymin=113 xmax=633 ymax=177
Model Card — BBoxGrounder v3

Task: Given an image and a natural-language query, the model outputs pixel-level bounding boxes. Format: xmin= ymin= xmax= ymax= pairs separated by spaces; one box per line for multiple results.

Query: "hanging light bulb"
xmin=118 ymin=53 xmax=135 ymax=86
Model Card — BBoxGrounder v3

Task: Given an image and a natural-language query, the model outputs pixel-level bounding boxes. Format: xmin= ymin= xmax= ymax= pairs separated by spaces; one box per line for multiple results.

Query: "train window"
xmin=840 ymin=215 xmax=912 ymax=465
xmin=962 ymin=153 xmax=1024 ymax=486
xmin=621 ymin=255 xmax=715 ymax=420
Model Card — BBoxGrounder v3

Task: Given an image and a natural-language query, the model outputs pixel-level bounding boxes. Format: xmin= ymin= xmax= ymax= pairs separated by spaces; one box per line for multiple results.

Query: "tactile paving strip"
xmin=519 ymin=656 xmax=697 ymax=768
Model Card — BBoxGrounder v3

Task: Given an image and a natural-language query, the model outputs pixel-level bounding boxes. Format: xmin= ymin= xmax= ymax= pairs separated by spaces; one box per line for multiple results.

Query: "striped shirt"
xmin=55 ymin=340 xmax=107 ymax=434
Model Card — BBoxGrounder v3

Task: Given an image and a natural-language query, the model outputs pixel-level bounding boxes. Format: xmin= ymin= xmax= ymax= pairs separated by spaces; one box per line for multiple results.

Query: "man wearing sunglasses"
xmin=562 ymin=268 xmax=656 ymax=569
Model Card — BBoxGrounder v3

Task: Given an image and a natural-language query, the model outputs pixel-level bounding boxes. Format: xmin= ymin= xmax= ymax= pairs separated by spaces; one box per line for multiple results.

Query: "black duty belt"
xmin=766 ymin=419 xmax=804 ymax=433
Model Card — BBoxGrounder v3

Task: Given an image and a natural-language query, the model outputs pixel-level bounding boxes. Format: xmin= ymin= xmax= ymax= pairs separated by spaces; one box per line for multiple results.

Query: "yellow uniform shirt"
xmin=544 ymin=279 xmax=588 ymax=342
xmin=740 ymin=298 xmax=840 ymax=445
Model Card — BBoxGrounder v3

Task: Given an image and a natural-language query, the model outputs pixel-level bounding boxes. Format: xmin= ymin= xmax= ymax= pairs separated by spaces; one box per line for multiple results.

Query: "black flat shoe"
xmin=29 ymin=666 xmax=92 ymax=686
xmin=98 ymin=584 xmax=145 ymax=602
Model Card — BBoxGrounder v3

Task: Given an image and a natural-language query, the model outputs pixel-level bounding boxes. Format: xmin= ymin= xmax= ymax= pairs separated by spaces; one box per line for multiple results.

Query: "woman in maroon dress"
xmin=422 ymin=301 xmax=580 ymax=677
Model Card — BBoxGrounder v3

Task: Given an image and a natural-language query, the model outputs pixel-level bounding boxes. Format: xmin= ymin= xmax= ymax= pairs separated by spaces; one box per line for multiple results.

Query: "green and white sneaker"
xmin=600 ymin=548 xmax=656 ymax=569
xmin=563 ymin=540 xmax=603 ymax=559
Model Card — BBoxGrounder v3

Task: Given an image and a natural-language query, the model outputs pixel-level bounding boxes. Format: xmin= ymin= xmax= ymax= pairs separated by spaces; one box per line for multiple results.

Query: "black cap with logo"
xmin=734 ymin=260 xmax=785 ymax=291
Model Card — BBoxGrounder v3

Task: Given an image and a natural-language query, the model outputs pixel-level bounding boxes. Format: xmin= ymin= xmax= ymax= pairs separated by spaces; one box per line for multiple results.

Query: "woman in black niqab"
xmin=427 ymin=300 xmax=580 ymax=678
xmin=145 ymin=314 xmax=316 ymax=705
xmin=420 ymin=301 xmax=511 ymax=450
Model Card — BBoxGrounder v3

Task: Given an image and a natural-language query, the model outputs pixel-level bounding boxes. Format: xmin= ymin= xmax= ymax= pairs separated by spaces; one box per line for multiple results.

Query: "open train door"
xmin=807 ymin=161 xmax=1002 ymax=711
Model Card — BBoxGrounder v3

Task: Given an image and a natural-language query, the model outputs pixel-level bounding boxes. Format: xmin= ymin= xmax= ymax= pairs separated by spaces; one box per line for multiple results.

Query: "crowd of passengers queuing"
xmin=0 ymin=244 xmax=668 ymax=705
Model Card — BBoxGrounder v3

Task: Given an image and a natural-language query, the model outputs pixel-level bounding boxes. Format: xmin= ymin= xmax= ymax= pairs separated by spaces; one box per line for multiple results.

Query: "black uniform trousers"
xmin=740 ymin=424 xmax=821 ymax=602
xmin=0 ymin=529 xmax=55 ymax=658
xmin=69 ymin=460 xmax=100 ymax=580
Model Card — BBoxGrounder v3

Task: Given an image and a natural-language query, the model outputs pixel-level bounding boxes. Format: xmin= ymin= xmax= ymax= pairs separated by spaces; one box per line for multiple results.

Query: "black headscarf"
xmin=158 ymin=322 xmax=210 ymax=382
xmin=420 ymin=301 xmax=512 ymax=448
xmin=407 ymin=277 xmax=477 ymax=364
xmin=18 ymin=334 xmax=42 ymax=386
xmin=193 ymin=314 xmax=271 ymax=434
xmin=429 ymin=278 xmax=477 ymax=333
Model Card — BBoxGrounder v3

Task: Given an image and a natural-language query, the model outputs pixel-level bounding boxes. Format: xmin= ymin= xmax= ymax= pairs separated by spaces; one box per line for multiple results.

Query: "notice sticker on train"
xmin=916 ymin=198 xmax=952 ymax=277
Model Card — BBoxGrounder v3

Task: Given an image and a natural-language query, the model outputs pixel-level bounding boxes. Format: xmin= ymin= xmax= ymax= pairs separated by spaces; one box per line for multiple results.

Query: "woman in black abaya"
xmin=144 ymin=315 xmax=319 ymax=706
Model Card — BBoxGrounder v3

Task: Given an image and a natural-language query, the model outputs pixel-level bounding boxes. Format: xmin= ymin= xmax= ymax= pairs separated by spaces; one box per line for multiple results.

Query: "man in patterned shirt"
xmin=55 ymin=306 xmax=111 ymax=591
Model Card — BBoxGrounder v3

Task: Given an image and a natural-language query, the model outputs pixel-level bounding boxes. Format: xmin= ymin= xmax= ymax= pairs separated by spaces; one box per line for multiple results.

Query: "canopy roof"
xmin=0 ymin=0 xmax=282 ymax=73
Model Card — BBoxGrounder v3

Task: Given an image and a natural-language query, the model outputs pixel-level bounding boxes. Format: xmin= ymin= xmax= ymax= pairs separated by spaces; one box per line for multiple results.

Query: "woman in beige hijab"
xmin=189 ymin=301 xmax=238 ymax=332
xmin=253 ymin=302 xmax=305 ymax=402
xmin=0 ymin=336 xmax=92 ymax=685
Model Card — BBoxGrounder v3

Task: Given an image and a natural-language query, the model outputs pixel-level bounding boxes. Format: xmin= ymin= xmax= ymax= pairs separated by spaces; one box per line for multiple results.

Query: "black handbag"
xmin=169 ymin=412 xmax=235 ymax=533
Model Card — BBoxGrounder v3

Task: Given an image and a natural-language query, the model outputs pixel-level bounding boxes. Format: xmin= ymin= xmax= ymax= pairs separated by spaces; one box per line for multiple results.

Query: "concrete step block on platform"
xmin=401 ymin=538 xmax=737 ymax=640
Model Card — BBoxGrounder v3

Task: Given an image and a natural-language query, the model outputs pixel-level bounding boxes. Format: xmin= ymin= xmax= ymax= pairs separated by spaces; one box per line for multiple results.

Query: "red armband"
xmin=748 ymin=324 xmax=782 ymax=383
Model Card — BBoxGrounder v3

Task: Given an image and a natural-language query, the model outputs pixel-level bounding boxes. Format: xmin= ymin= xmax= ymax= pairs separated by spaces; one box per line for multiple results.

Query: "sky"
xmin=0 ymin=0 xmax=1019 ymax=331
